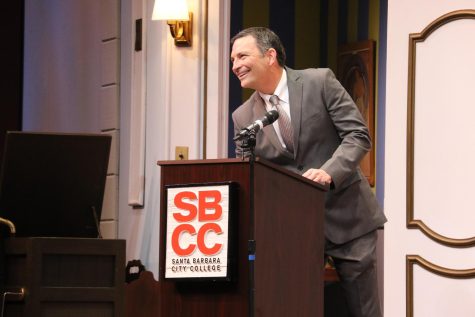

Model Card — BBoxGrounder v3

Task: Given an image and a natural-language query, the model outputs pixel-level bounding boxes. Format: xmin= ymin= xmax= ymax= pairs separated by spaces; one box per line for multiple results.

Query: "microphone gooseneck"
xmin=234 ymin=110 xmax=279 ymax=141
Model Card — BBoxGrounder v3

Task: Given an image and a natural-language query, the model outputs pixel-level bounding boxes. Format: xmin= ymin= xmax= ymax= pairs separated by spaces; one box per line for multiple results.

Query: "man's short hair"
xmin=231 ymin=27 xmax=286 ymax=67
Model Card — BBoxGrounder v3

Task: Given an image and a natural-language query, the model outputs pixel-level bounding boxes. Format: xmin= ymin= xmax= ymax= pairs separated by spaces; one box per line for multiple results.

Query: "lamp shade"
xmin=152 ymin=0 xmax=189 ymax=21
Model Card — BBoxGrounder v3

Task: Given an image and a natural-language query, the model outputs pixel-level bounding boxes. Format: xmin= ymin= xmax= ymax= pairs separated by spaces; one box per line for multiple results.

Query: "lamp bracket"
xmin=167 ymin=12 xmax=192 ymax=47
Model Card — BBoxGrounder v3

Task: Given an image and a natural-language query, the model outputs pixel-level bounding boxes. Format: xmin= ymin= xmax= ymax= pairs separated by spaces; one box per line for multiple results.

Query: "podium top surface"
xmin=157 ymin=157 xmax=328 ymax=191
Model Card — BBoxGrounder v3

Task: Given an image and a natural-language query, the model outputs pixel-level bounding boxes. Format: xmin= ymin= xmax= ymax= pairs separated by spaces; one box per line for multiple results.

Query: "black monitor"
xmin=0 ymin=131 xmax=111 ymax=238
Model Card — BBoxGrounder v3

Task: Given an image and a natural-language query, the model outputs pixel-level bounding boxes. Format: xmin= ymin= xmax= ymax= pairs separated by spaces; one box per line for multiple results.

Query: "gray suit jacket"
xmin=232 ymin=68 xmax=386 ymax=244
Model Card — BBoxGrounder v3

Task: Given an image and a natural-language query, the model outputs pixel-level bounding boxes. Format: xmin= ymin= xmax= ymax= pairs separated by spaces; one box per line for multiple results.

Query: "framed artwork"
xmin=337 ymin=40 xmax=376 ymax=186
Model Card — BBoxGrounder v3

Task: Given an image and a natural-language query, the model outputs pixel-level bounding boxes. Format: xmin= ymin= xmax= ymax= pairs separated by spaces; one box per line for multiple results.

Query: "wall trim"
xmin=406 ymin=254 xmax=475 ymax=317
xmin=406 ymin=9 xmax=475 ymax=247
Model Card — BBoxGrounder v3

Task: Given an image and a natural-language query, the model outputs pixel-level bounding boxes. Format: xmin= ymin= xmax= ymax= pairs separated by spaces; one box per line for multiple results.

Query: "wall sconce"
xmin=152 ymin=0 xmax=192 ymax=47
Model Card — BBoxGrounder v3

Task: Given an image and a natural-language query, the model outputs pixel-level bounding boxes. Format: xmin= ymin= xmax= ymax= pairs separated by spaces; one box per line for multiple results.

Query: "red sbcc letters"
xmin=171 ymin=190 xmax=223 ymax=256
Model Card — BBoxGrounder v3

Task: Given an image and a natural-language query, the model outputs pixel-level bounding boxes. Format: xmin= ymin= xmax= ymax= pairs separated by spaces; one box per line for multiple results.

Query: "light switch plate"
xmin=175 ymin=146 xmax=189 ymax=160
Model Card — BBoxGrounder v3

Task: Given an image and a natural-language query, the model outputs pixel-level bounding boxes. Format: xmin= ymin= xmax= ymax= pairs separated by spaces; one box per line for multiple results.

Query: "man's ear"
xmin=267 ymin=48 xmax=278 ymax=66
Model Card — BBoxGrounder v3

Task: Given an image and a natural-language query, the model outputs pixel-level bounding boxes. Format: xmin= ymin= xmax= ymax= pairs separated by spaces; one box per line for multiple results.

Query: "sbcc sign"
xmin=165 ymin=183 xmax=236 ymax=280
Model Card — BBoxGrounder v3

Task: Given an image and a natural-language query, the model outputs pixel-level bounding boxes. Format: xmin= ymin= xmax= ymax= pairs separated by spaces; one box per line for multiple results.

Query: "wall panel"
xmin=385 ymin=3 xmax=475 ymax=316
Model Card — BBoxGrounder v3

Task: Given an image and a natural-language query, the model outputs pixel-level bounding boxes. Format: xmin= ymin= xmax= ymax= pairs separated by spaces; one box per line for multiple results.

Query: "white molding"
xmin=205 ymin=0 xmax=230 ymax=158
xmin=127 ymin=0 xmax=146 ymax=207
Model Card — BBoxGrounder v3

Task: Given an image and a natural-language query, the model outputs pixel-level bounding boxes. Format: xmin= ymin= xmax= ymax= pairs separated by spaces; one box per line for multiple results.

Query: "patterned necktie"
xmin=269 ymin=95 xmax=294 ymax=153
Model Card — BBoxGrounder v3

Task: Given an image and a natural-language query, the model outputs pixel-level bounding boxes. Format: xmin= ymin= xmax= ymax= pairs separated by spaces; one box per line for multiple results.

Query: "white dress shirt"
xmin=259 ymin=69 xmax=291 ymax=150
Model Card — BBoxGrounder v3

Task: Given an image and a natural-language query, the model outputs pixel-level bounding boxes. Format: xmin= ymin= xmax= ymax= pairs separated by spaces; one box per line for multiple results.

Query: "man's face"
xmin=230 ymin=35 xmax=271 ymax=91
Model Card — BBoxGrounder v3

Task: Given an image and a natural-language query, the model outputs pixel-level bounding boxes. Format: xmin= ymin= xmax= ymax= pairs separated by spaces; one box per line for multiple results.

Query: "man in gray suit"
xmin=231 ymin=27 xmax=387 ymax=317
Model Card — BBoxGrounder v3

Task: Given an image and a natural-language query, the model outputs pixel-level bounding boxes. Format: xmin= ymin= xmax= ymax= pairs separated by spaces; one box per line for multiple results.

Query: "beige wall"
xmin=384 ymin=1 xmax=475 ymax=316
xmin=23 ymin=0 xmax=120 ymax=239
xmin=118 ymin=0 xmax=229 ymax=276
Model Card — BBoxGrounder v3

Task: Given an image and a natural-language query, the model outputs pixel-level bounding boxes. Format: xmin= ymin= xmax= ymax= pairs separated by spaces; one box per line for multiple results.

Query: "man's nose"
xmin=232 ymin=59 xmax=240 ymax=73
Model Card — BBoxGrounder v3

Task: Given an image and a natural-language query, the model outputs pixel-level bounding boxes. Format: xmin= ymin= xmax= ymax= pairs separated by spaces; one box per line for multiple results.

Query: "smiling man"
xmin=231 ymin=27 xmax=387 ymax=317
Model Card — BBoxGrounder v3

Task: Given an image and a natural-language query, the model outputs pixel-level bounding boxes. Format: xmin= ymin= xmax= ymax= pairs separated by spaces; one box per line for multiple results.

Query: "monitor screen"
xmin=0 ymin=131 xmax=111 ymax=238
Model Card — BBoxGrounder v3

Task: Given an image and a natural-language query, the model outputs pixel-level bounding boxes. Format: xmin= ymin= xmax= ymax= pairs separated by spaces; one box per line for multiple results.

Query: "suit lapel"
xmin=286 ymin=68 xmax=303 ymax=158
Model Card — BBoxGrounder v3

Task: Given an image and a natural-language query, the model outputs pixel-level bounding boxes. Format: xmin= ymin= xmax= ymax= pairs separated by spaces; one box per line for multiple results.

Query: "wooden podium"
xmin=157 ymin=158 xmax=326 ymax=317
xmin=1 ymin=237 xmax=125 ymax=317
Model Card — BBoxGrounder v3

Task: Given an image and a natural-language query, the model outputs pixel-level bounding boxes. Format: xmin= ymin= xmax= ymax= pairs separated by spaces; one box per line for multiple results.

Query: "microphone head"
xmin=233 ymin=110 xmax=280 ymax=141
xmin=264 ymin=110 xmax=279 ymax=125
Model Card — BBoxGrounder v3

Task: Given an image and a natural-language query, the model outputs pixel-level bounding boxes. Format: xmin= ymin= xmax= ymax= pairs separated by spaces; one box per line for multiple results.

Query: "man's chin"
xmin=240 ymin=80 xmax=253 ymax=90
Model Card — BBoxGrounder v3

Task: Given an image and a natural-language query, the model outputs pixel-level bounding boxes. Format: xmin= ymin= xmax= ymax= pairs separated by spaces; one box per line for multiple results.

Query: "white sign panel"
xmin=165 ymin=184 xmax=234 ymax=280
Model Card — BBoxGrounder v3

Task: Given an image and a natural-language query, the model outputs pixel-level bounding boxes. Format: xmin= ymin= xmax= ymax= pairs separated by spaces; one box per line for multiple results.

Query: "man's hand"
xmin=302 ymin=168 xmax=332 ymax=186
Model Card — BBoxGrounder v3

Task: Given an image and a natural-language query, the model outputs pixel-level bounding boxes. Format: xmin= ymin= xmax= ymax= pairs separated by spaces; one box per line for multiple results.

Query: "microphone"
xmin=234 ymin=110 xmax=279 ymax=141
